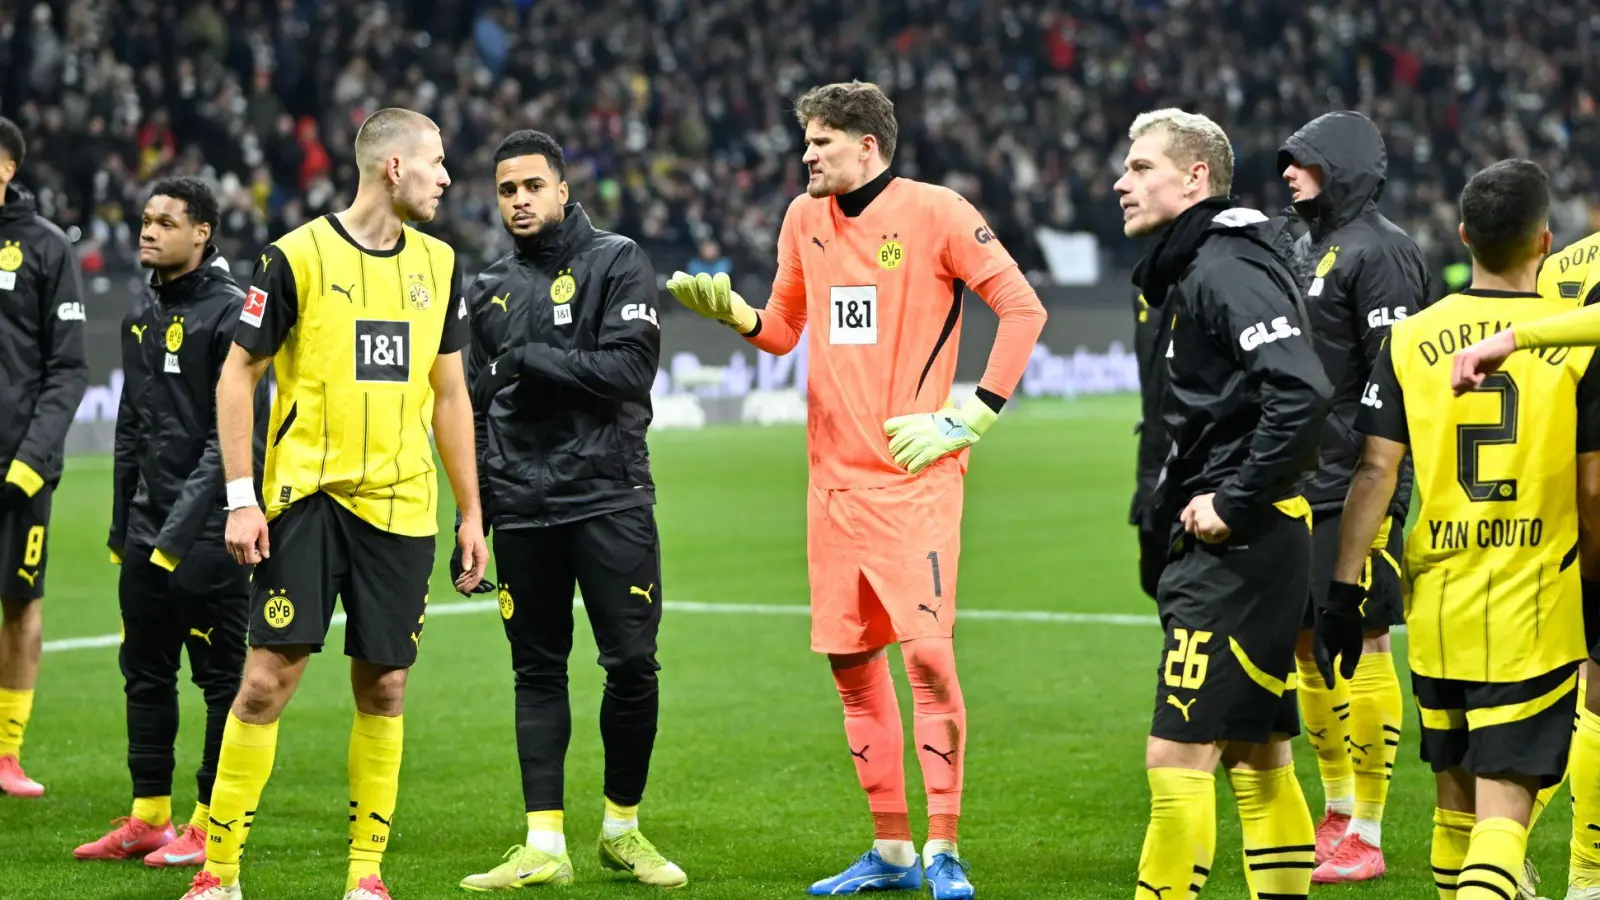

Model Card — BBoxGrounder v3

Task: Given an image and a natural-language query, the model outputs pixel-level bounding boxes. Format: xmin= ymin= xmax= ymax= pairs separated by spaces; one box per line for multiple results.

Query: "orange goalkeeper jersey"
xmin=748 ymin=173 xmax=1046 ymax=489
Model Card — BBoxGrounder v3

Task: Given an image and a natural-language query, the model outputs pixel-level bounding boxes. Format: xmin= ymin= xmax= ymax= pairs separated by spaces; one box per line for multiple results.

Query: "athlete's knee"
xmin=901 ymin=638 xmax=961 ymax=708
xmin=600 ymin=645 xmax=659 ymax=696
xmin=351 ymin=661 xmax=407 ymax=717
xmin=0 ymin=597 xmax=41 ymax=636
xmin=828 ymin=647 xmax=888 ymax=672
xmin=1222 ymin=734 xmax=1295 ymax=771
xmin=231 ymin=647 xmax=307 ymax=723
xmin=1361 ymin=629 xmax=1392 ymax=654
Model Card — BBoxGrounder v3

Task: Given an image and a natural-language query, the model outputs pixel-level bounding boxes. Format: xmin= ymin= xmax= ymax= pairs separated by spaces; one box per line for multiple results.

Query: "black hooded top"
xmin=1278 ymin=111 xmax=1432 ymax=517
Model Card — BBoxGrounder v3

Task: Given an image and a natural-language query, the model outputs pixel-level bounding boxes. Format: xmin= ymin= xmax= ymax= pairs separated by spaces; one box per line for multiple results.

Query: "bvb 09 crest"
xmin=0 ymin=241 xmax=22 ymax=272
xmin=165 ymin=317 xmax=185 ymax=353
xmin=408 ymin=274 xmax=432 ymax=310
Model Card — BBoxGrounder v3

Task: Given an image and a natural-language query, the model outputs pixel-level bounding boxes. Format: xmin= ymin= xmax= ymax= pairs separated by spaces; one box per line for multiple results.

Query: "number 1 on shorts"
xmin=926 ymin=550 xmax=942 ymax=598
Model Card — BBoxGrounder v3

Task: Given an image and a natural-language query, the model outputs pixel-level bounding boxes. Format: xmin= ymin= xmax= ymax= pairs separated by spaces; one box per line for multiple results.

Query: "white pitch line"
xmin=41 ymin=599 xmax=1165 ymax=654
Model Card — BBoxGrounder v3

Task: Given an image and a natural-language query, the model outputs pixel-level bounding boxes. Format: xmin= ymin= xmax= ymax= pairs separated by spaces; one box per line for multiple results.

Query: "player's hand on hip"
xmin=1180 ymin=493 xmax=1230 ymax=543
xmin=454 ymin=516 xmax=490 ymax=594
xmin=1451 ymin=329 xmax=1517 ymax=396
xmin=1314 ymin=580 xmax=1367 ymax=687
xmin=225 ymin=506 xmax=270 ymax=565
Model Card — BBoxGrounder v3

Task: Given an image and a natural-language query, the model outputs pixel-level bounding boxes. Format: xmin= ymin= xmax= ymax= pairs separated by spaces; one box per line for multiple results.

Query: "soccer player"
xmin=1331 ymin=159 xmax=1597 ymax=900
xmin=1130 ymin=288 xmax=1168 ymax=601
xmin=1276 ymin=110 xmax=1431 ymax=880
xmin=177 ymin=108 xmax=489 ymax=900
xmin=665 ymin=80 xmax=1046 ymax=898
xmin=454 ymin=130 xmax=682 ymax=890
xmin=75 ymin=178 xmax=265 ymax=866
xmin=0 ymin=115 xmax=89 ymax=798
xmin=1117 ymin=108 xmax=1332 ymax=900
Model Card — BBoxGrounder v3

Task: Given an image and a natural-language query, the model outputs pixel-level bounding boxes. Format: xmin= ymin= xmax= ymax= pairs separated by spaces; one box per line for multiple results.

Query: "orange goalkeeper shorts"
xmin=807 ymin=472 xmax=963 ymax=654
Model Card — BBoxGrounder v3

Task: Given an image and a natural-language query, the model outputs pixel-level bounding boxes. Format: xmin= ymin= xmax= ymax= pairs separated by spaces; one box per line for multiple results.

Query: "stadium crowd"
xmin=0 ymin=0 xmax=1596 ymax=291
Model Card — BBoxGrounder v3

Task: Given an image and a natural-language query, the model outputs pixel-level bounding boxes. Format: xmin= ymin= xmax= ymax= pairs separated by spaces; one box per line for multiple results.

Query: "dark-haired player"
xmin=0 ymin=115 xmax=89 ymax=799
xmin=457 ymin=129 xmax=680 ymax=891
xmin=75 ymin=177 xmax=267 ymax=868
xmin=1334 ymin=159 xmax=1600 ymax=900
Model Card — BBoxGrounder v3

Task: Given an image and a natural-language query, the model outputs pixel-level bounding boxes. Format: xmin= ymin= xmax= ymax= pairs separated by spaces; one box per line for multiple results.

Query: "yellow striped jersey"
xmin=1538 ymin=230 xmax=1600 ymax=307
xmin=236 ymin=215 xmax=469 ymax=536
xmin=1357 ymin=288 xmax=1600 ymax=681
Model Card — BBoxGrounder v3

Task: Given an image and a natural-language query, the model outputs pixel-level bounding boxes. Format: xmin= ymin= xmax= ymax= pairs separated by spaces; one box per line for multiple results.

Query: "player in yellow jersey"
xmin=176 ymin=108 xmax=489 ymax=900
xmin=1329 ymin=160 xmax=1600 ymax=900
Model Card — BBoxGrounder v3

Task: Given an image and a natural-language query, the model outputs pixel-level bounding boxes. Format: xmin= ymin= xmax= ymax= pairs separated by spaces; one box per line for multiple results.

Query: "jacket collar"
xmin=835 ymin=168 xmax=895 ymax=218
xmin=1132 ymin=196 xmax=1237 ymax=306
xmin=515 ymin=202 xmax=594 ymax=268
xmin=0 ymin=183 xmax=38 ymax=226
xmin=150 ymin=245 xmax=228 ymax=305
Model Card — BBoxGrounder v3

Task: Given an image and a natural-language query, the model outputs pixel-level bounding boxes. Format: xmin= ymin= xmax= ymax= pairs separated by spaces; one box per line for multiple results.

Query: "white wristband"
xmin=224 ymin=478 xmax=257 ymax=511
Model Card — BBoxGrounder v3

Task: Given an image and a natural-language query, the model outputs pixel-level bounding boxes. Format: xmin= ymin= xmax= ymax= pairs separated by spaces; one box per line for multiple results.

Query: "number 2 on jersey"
xmin=1457 ymin=371 xmax=1519 ymax=502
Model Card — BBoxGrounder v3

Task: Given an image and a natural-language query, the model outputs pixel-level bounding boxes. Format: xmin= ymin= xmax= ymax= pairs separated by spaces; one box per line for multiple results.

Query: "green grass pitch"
xmin=0 ymin=395 xmax=1574 ymax=898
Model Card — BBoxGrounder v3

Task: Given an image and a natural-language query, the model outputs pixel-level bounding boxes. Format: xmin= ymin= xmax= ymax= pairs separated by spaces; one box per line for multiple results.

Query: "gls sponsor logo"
xmin=621 ymin=303 xmax=659 ymax=328
xmin=57 ymin=302 xmax=86 ymax=321
xmin=1361 ymin=382 xmax=1383 ymax=409
xmin=1238 ymin=316 xmax=1302 ymax=351
xmin=1366 ymin=307 xmax=1409 ymax=329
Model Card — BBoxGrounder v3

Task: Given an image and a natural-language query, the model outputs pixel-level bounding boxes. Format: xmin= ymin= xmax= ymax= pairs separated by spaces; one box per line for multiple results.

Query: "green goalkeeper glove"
xmin=665 ymin=271 xmax=758 ymax=333
xmin=883 ymin=396 xmax=1000 ymax=474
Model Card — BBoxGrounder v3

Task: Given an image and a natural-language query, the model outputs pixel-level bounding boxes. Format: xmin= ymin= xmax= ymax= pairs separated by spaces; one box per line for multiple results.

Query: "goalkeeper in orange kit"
xmin=666 ymin=81 xmax=1045 ymax=899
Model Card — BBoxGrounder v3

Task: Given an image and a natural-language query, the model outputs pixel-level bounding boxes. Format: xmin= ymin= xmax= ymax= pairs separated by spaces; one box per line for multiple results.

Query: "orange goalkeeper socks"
xmin=831 ymin=653 xmax=908 ymax=840
xmin=904 ymin=638 xmax=965 ymax=821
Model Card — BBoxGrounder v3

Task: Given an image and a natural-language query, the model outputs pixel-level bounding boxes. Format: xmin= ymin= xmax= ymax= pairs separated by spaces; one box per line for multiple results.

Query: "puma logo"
xmin=1137 ymin=881 xmax=1170 ymax=899
xmin=917 ymin=603 xmax=940 ymax=622
xmin=850 ymin=745 xmax=869 ymax=762
xmin=208 ymin=817 xmax=238 ymax=833
xmin=16 ymin=568 xmax=36 ymax=587
xmin=331 ymin=283 xmax=355 ymax=302
xmin=189 ymin=627 xmax=214 ymax=645
xmin=368 ymin=811 xmax=391 ymax=827
xmin=259 ymin=254 xmax=270 ymax=271
xmin=1166 ymin=695 xmax=1196 ymax=722
xmin=921 ymin=744 xmax=956 ymax=766
xmin=410 ymin=632 xmax=419 ymax=646
xmin=1349 ymin=740 xmax=1373 ymax=756
xmin=811 ymin=236 xmax=826 ymax=252
xmin=490 ymin=294 xmax=510 ymax=311
xmin=630 ymin=584 xmax=655 ymax=604
xmin=130 ymin=324 xmax=147 ymax=341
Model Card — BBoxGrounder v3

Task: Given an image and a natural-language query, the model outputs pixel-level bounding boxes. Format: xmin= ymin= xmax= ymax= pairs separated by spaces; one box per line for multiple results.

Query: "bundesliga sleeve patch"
xmin=242 ymin=287 xmax=268 ymax=328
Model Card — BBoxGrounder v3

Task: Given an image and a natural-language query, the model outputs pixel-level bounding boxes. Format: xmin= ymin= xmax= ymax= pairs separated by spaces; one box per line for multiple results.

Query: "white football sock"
xmin=874 ymin=839 xmax=916 ymax=867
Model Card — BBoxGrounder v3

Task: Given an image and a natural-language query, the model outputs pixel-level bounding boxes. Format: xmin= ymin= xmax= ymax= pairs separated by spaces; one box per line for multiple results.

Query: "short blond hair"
xmin=354 ymin=108 xmax=438 ymax=176
xmin=1129 ymin=108 xmax=1234 ymax=197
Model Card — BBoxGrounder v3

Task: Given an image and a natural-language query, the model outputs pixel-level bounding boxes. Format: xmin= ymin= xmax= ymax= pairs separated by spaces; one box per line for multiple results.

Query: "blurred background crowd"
xmin=1 ymin=0 xmax=1597 ymax=295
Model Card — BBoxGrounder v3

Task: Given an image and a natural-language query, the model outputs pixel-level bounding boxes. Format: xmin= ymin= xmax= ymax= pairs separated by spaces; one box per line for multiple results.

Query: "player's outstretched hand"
xmin=453 ymin=516 xmax=490 ymax=594
xmin=1179 ymin=493 xmax=1230 ymax=544
xmin=1314 ymin=580 xmax=1366 ymax=688
xmin=665 ymin=271 xmax=757 ymax=332
xmin=1451 ymin=329 xmax=1517 ymax=396
xmin=225 ymin=506 xmax=271 ymax=565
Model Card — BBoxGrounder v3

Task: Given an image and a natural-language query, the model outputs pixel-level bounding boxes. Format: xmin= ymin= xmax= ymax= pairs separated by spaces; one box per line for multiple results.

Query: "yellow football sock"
xmin=1458 ymin=817 xmax=1528 ymax=900
xmin=1136 ymin=768 xmax=1216 ymax=900
xmin=1229 ymin=764 xmax=1315 ymax=899
xmin=1295 ymin=654 xmax=1354 ymax=812
xmin=1433 ymin=807 xmax=1474 ymax=899
xmin=1571 ymin=706 xmax=1600 ymax=889
xmin=348 ymin=712 xmax=404 ymax=892
xmin=0 ymin=687 xmax=33 ymax=758
xmin=191 ymin=802 xmax=211 ymax=833
xmin=1349 ymin=651 xmax=1403 ymax=826
xmin=203 ymin=713 xmax=279 ymax=887
xmin=132 ymin=795 xmax=172 ymax=826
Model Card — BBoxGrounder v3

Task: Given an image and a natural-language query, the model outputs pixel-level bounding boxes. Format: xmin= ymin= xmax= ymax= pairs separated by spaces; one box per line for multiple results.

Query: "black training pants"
xmin=493 ymin=504 xmax=663 ymax=812
xmin=118 ymin=544 xmax=248 ymax=804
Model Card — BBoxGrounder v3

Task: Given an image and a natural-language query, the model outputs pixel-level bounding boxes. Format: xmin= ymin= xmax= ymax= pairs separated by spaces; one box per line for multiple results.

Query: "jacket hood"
xmin=514 ymin=202 xmax=595 ymax=268
xmin=0 ymin=183 xmax=38 ymax=226
xmin=150 ymin=245 xmax=233 ymax=303
xmin=1278 ymin=110 xmax=1387 ymax=237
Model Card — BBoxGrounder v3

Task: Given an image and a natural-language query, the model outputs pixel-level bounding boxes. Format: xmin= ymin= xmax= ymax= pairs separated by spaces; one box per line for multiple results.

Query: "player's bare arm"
xmin=430 ymin=349 xmax=487 ymax=592
xmin=217 ymin=343 xmax=273 ymax=565
xmin=1333 ymin=436 xmax=1407 ymax=586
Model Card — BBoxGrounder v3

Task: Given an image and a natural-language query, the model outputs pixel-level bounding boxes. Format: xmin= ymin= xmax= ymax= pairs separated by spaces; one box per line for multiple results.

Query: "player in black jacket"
xmin=73 ymin=178 xmax=267 ymax=865
xmin=1129 ymin=288 xmax=1167 ymax=599
xmin=1277 ymin=111 xmax=1431 ymax=877
xmin=0 ymin=117 xmax=88 ymax=798
xmin=454 ymin=130 xmax=683 ymax=891
xmin=1118 ymin=108 xmax=1332 ymax=900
